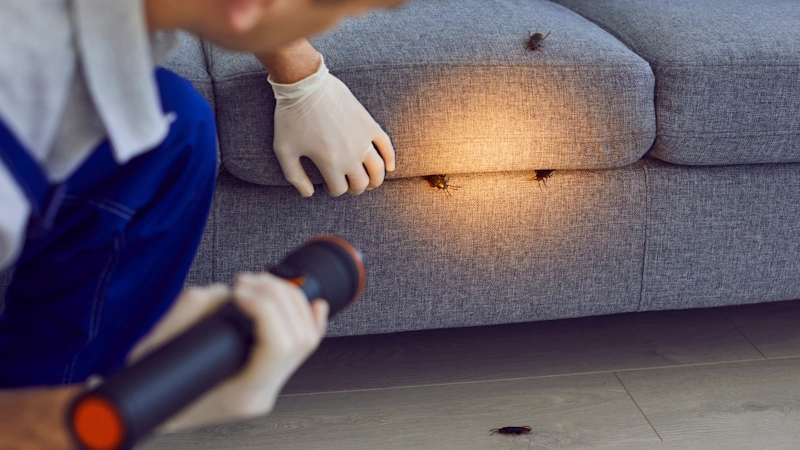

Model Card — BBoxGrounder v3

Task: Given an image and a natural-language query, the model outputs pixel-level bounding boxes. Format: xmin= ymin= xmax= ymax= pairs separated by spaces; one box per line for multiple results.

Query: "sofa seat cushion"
xmin=553 ymin=0 xmax=800 ymax=166
xmin=207 ymin=0 xmax=655 ymax=186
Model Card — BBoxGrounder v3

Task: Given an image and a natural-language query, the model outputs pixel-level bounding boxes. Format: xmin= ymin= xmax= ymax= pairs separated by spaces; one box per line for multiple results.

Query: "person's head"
xmin=146 ymin=0 xmax=408 ymax=53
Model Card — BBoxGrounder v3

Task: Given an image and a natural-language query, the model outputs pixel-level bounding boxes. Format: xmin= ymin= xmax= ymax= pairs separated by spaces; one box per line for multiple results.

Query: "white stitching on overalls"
xmin=63 ymin=233 xmax=121 ymax=384
xmin=89 ymin=234 xmax=121 ymax=339
xmin=99 ymin=199 xmax=135 ymax=216
xmin=63 ymin=195 xmax=134 ymax=220
xmin=90 ymin=201 xmax=134 ymax=220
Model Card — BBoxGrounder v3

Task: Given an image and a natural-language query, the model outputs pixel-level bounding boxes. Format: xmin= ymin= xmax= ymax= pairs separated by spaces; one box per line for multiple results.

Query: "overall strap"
xmin=0 ymin=120 xmax=66 ymax=233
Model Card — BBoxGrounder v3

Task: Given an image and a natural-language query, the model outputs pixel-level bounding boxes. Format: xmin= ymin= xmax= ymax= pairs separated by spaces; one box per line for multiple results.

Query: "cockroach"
xmin=525 ymin=30 xmax=552 ymax=53
xmin=422 ymin=174 xmax=461 ymax=198
xmin=490 ymin=426 xmax=532 ymax=436
xmin=531 ymin=169 xmax=555 ymax=189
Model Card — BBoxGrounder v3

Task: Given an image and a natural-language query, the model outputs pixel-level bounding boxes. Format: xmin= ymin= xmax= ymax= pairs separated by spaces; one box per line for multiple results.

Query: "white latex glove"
xmin=270 ymin=55 xmax=396 ymax=197
xmin=127 ymin=275 xmax=329 ymax=432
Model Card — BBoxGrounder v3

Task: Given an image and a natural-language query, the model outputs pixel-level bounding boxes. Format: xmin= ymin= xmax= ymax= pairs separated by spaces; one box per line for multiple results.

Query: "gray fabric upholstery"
xmin=552 ymin=0 xmax=800 ymax=166
xmin=205 ymin=164 xmax=647 ymax=337
xmin=641 ymin=159 xmax=800 ymax=311
xmin=184 ymin=192 xmax=217 ymax=289
xmin=206 ymin=0 xmax=655 ymax=186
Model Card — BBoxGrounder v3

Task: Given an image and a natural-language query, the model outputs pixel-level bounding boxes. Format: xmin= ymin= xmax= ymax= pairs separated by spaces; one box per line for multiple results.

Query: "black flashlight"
xmin=68 ymin=235 xmax=365 ymax=450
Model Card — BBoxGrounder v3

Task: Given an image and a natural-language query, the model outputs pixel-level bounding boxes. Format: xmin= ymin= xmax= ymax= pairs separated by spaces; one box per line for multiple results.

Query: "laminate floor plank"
xmin=723 ymin=299 xmax=800 ymax=358
xmin=139 ymin=373 xmax=660 ymax=450
xmin=615 ymin=358 xmax=800 ymax=441
xmin=606 ymin=429 xmax=800 ymax=450
xmin=284 ymin=308 xmax=762 ymax=395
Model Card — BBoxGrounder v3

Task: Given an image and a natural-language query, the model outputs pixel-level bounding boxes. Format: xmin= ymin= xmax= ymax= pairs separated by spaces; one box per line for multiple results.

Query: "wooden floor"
xmin=139 ymin=299 xmax=800 ymax=450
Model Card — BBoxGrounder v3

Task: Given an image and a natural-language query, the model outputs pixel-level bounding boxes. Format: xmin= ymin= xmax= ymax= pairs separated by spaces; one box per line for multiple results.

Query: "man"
xmin=0 ymin=0 xmax=405 ymax=447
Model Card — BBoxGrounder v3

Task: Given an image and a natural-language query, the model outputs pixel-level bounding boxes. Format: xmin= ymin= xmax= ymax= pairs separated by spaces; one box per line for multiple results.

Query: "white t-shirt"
xmin=0 ymin=0 xmax=177 ymax=271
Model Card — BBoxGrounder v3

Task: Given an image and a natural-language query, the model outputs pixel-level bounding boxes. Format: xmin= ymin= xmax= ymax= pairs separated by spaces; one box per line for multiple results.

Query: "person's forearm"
xmin=255 ymin=38 xmax=322 ymax=84
xmin=0 ymin=386 xmax=83 ymax=450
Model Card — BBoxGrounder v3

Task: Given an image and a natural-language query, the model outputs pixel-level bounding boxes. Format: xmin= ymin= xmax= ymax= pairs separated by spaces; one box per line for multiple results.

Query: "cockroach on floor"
xmin=422 ymin=174 xmax=461 ymax=198
xmin=490 ymin=426 xmax=532 ymax=436
xmin=531 ymin=169 xmax=555 ymax=189
xmin=525 ymin=30 xmax=552 ymax=53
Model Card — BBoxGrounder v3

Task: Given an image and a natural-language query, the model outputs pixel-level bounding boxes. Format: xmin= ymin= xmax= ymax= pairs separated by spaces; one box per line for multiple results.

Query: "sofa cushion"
xmin=552 ymin=0 xmax=800 ymax=166
xmin=206 ymin=0 xmax=655 ymax=186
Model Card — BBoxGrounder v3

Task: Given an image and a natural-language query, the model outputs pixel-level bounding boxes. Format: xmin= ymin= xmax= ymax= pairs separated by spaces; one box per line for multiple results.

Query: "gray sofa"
xmin=3 ymin=0 xmax=799 ymax=337
xmin=164 ymin=0 xmax=800 ymax=337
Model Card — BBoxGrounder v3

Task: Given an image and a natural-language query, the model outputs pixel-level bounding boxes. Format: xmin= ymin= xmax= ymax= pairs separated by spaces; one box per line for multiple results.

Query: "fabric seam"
xmin=211 ymin=191 xmax=217 ymax=284
xmin=201 ymin=38 xmax=225 ymax=176
xmin=63 ymin=233 xmax=121 ymax=384
xmin=651 ymin=62 xmax=800 ymax=69
xmin=203 ymin=38 xmax=220 ymax=285
xmin=89 ymin=234 xmax=123 ymax=341
xmin=226 ymin=135 xmax=655 ymax=152
xmin=637 ymin=159 xmax=650 ymax=312
xmin=659 ymin=131 xmax=800 ymax=138
xmin=209 ymin=62 xmax=653 ymax=83
xmin=63 ymin=196 xmax=134 ymax=220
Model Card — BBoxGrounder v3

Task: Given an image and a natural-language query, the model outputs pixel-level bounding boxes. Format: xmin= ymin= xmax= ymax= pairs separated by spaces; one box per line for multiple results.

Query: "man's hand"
xmin=128 ymin=275 xmax=329 ymax=432
xmin=0 ymin=385 xmax=83 ymax=450
xmin=258 ymin=40 xmax=395 ymax=197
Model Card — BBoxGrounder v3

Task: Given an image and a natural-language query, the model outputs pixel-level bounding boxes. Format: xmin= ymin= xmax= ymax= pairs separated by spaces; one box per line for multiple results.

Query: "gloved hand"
xmin=270 ymin=55 xmax=396 ymax=197
xmin=127 ymin=274 xmax=329 ymax=432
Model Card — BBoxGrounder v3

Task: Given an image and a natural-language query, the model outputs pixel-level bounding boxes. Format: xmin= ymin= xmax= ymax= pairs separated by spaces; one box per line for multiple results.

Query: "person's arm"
xmin=0 ymin=386 xmax=83 ymax=450
xmin=0 ymin=277 xmax=327 ymax=449
xmin=255 ymin=38 xmax=321 ymax=84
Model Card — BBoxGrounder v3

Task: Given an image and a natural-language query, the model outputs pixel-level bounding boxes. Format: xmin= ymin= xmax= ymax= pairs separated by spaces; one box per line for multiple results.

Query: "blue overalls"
xmin=0 ymin=69 xmax=217 ymax=388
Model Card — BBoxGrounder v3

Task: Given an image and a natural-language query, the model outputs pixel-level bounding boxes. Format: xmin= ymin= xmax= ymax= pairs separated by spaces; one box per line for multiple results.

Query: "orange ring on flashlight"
xmin=71 ymin=395 xmax=125 ymax=450
xmin=307 ymin=235 xmax=366 ymax=304
xmin=287 ymin=276 xmax=306 ymax=288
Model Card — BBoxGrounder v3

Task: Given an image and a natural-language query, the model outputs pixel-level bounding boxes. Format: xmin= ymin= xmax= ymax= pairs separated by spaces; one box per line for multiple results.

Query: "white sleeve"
xmin=0 ymin=159 xmax=30 ymax=272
